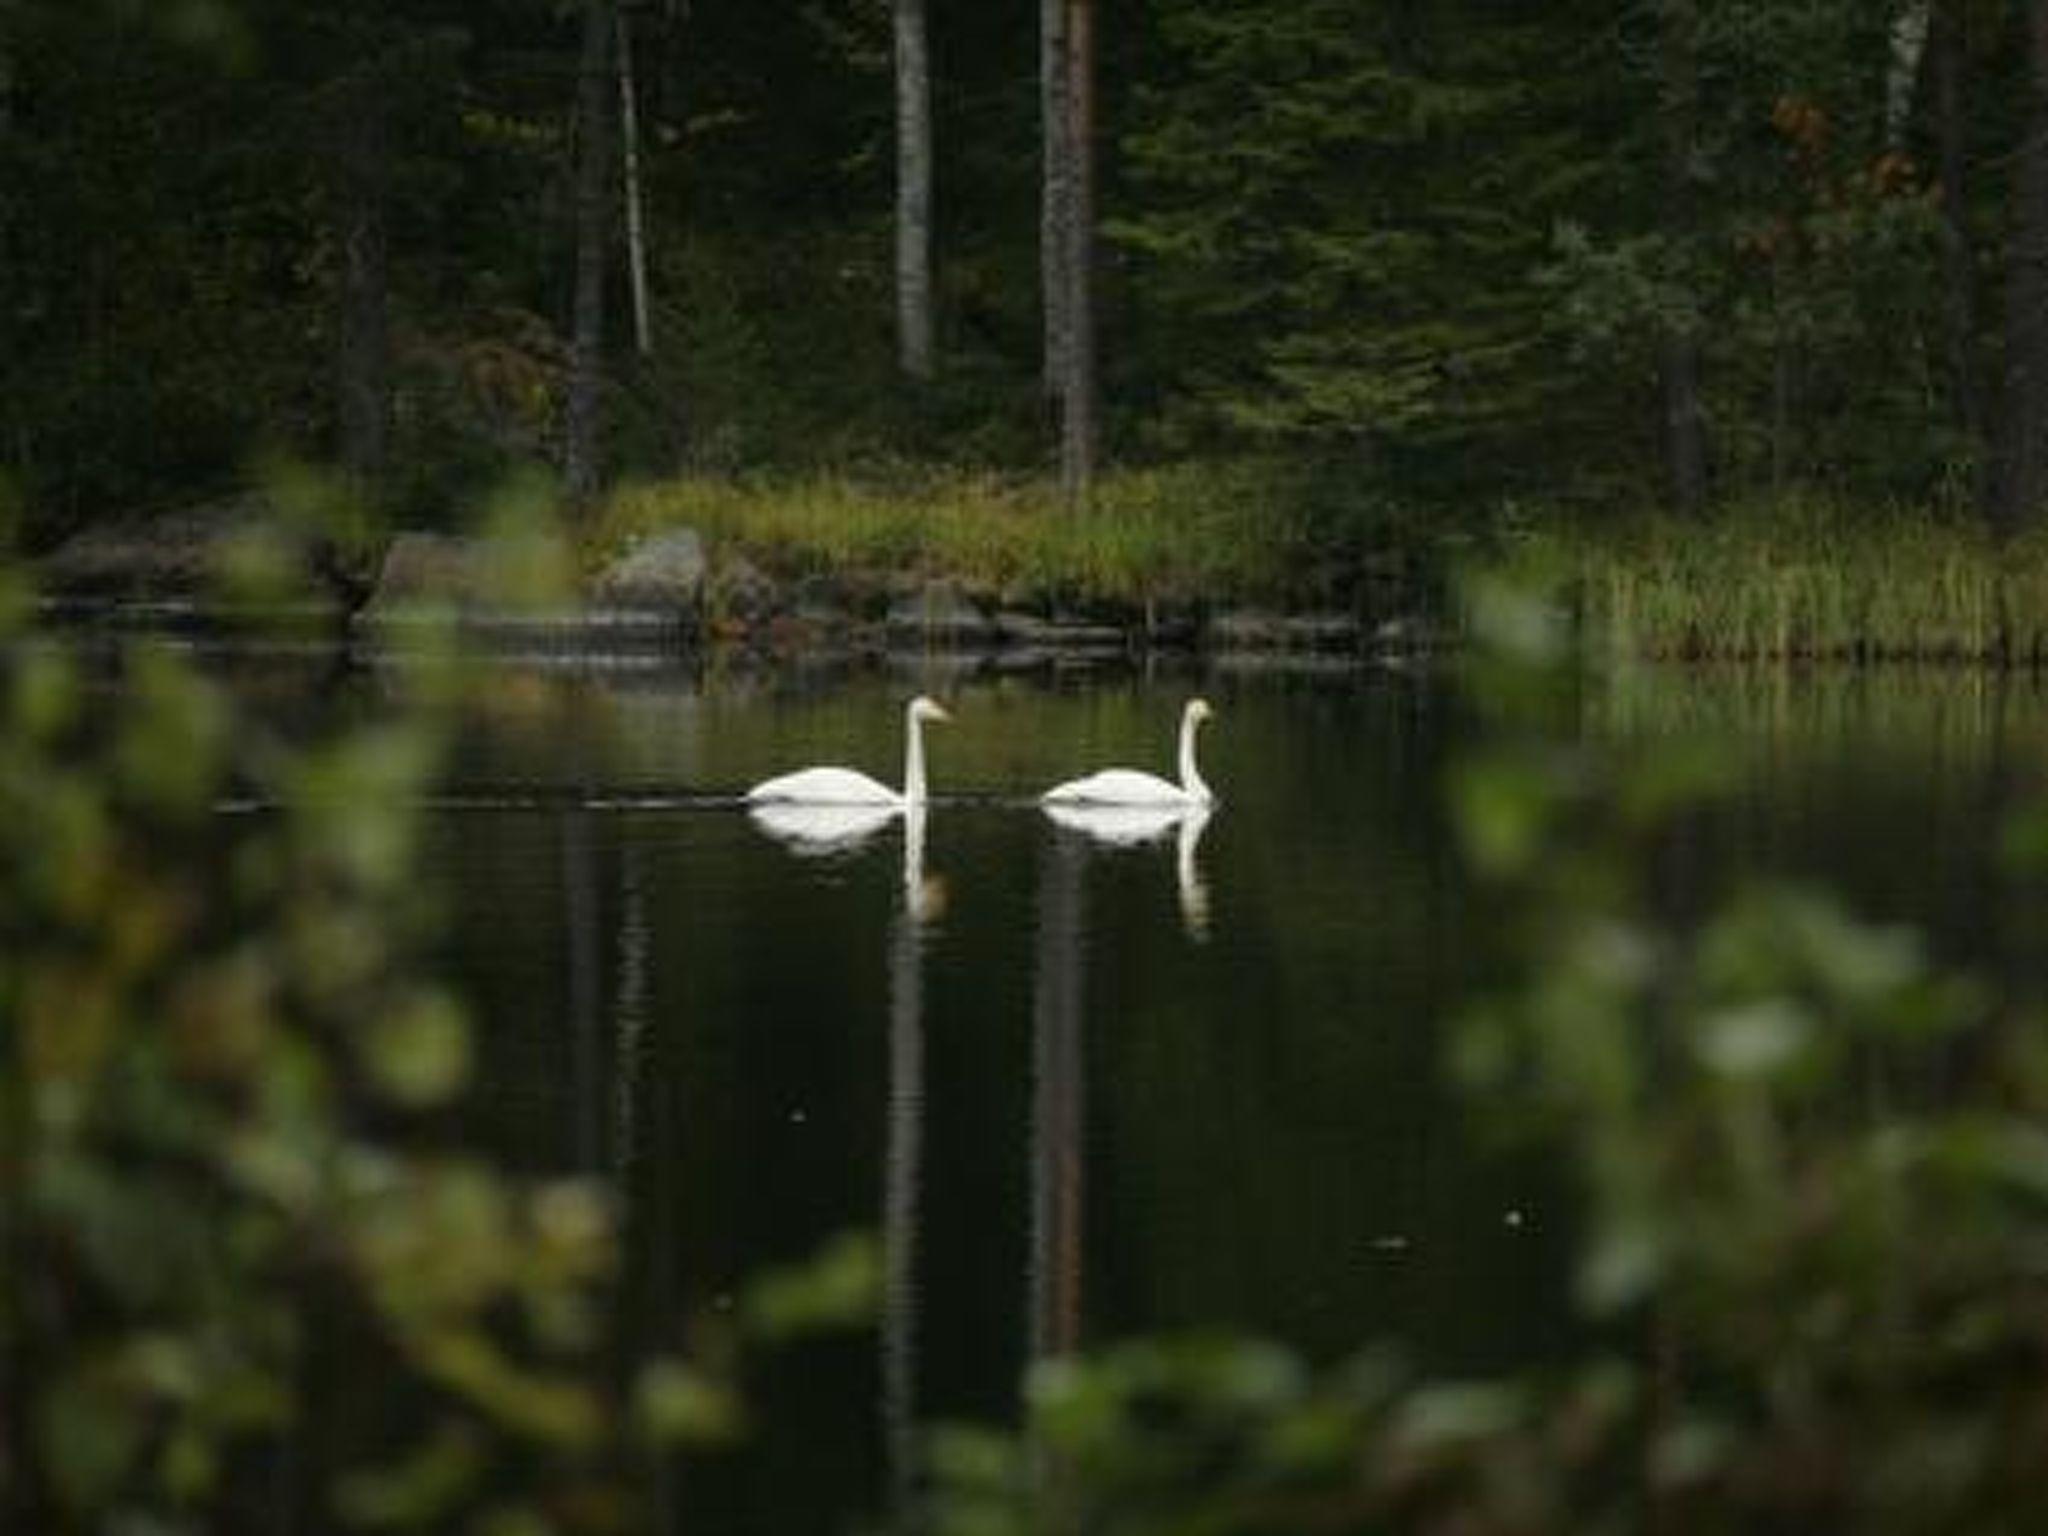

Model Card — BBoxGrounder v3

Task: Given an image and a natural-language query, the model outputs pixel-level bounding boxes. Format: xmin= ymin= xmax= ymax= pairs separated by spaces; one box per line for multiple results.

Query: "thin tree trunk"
xmin=616 ymin=6 xmax=652 ymax=358
xmin=894 ymin=0 xmax=935 ymax=380
xmin=1991 ymin=0 xmax=2048 ymax=535
xmin=1933 ymin=0 xmax=1984 ymax=458
xmin=1041 ymin=0 xmax=1072 ymax=415
xmin=565 ymin=0 xmax=617 ymax=507
xmin=1657 ymin=0 xmax=1709 ymax=515
xmin=1886 ymin=0 xmax=1933 ymax=149
xmin=1060 ymin=0 xmax=1099 ymax=508
xmin=335 ymin=70 xmax=391 ymax=493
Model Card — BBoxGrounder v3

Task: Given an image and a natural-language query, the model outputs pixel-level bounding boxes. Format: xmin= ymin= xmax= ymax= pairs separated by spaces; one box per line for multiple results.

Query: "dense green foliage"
xmin=4 ymin=0 xmax=2045 ymax=544
xmin=0 ymin=532 xmax=876 ymax=1531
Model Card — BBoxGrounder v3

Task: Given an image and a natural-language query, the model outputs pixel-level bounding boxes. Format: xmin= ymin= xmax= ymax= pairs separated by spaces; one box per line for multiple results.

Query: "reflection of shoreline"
xmin=1042 ymin=804 xmax=1213 ymax=941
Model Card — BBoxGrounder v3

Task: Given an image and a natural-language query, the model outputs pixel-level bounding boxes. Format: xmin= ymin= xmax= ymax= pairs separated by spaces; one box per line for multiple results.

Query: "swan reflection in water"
xmin=747 ymin=801 xmax=946 ymax=922
xmin=748 ymin=796 xmax=940 ymax=1512
xmin=1041 ymin=802 xmax=1214 ymax=940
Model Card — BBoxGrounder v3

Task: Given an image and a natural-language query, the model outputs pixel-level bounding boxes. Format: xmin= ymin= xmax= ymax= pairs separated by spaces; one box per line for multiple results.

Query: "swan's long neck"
xmin=903 ymin=805 xmax=927 ymax=904
xmin=903 ymin=707 xmax=928 ymax=804
xmin=1178 ymin=712 xmax=1212 ymax=802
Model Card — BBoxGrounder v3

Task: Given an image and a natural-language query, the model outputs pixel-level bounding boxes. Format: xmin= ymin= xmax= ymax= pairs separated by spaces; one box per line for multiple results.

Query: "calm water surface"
xmin=97 ymin=641 xmax=2037 ymax=1530
xmin=361 ymin=655 xmax=2045 ymax=1531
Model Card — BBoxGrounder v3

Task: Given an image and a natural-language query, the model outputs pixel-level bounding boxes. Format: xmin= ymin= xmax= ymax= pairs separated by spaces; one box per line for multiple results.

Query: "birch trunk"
xmin=1059 ymin=0 xmax=1098 ymax=508
xmin=1886 ymin=0 xmax=1933 ymax=149
xmin=1991 ymin=0 xmax=2048 ymax=534
xmin=894 ymin=0 xmax=935 ymax=380
xmin=565 ymin=0 xmax=616 ymax=506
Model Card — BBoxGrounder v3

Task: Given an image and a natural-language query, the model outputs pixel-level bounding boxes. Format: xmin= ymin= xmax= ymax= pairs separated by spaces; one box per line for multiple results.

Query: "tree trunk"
xmin=894 ymin=0 xmax=935 ymax=380
xmin=334 ymin=70 xmax=391 ymax=494
xmin=1041 ymin=0 xmax=1072 ymax=415
xmin=565 ymin=0 xmax=616 ymax=508
xmin=1933 ymin=0 xmax=1983 ymax=459
xmin=1886 ymin=0 xmax=1933 ymax=149
xmin=1991 ymin=0 xmax=2048 ymax=536
xmin=1059 ymin=0 xmax=1099 ymax=508
xmin=1657 ymin=0 xmax=1709 ymax=515
xmin=616 ymin=6 xmax=652 ymax=358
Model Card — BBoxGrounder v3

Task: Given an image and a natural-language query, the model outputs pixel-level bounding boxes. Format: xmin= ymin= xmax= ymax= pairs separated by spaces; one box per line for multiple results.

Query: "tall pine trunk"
xmin=616 ymin=6 xmax=651 ymax=359
xmin=565 ymin=0 xmax=616 ymax=507
xmin=1041 ymin=0 xmax=1071 ymax=416
xmin=1990 ymin=0 xmax=2048 ymax=535
xmin=1933 ymin=0 xmax=1983 ymax=459
xmin=334 ymin=70 xmax=390 ymax=494
xmin=894 ymin=0 xmax=935 ymax=380
xmin=1059 ymin=0 xmax=1099 ymax=507
xmin=1657 ymin=0 xmax=1708 ymax=515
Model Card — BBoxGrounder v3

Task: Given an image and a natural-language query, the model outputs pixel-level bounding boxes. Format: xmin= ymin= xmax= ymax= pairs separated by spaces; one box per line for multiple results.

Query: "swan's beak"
xmin=928 ymin=702 xmax=953 ymax=724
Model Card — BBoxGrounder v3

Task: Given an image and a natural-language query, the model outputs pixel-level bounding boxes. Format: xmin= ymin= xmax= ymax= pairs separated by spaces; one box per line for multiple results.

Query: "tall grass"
xmin=1561 ymin=498 xmax=2048 ymax=664
xmin=594 ymin=462 xmax=1362 ymax=611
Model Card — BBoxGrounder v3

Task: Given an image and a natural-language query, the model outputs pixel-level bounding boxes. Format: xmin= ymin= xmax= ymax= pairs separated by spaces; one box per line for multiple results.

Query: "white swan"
xmin=747 ymin=695 xmax=951 ymax=806
xmin=1040 ymin=698 xmax=1215 ymax=807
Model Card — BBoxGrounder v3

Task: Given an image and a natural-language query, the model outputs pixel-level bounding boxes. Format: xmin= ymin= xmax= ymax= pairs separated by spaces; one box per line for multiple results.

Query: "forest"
xmin=6 ymin=0 xmax=2048 ymax=557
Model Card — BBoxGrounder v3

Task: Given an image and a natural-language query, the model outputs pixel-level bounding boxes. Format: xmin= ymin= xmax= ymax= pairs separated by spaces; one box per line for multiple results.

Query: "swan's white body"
xmin=747 ymin=696 xmax=950 ymax=807
xmin=1040 ymin=698 xmax=1215 ymax=807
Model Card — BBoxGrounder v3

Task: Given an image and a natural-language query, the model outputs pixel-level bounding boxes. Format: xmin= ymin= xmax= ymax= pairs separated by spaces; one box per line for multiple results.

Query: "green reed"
xmin=1565 ymin=499 xmax=2048 ymax=664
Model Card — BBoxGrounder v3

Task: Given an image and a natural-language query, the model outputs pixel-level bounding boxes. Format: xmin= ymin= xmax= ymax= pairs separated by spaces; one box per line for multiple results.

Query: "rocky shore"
xmin=33 ymin=505 xmax=1436 ymax=660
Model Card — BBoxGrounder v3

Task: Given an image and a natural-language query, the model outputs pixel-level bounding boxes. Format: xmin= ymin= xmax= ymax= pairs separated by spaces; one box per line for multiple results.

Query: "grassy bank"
xmin=1554 ymin=500 xmax=2048 ymax=665
xmin=595 ymin=461 xmax=1396 ymax=612
xmin=593 ymin=469 xmax=2048 ymax=663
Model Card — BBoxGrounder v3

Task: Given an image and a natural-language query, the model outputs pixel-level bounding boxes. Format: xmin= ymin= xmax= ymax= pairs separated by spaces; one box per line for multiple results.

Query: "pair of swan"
xmin=744 ymin=696 xmax=1216 ymax=810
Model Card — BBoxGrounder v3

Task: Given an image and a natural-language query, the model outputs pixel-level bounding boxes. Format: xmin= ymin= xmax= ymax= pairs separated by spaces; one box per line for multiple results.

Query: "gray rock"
xmin=355 ymin=531 xmax=655 ymax=648
xmin=705 ymin=555 xmax=780 ymax=630
xmin=593 ymin=528 xmax=706 ymax=613
xmin=41 ymin=497 xmax=302 ymax=598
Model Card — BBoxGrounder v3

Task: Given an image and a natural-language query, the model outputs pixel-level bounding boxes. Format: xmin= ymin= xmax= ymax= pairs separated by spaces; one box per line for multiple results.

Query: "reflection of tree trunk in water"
xmin=1029 ymin=833 xmax=1089 ymax=1525
xmin=1030 ymin=834 xmax=1088 ymax=1364
xmin=564 ymin=805 xmax=606 ymax=1171
xmin=1981 ymin=674 xmax=2025 ymax=1069
xmin=881 ymin=897 xmax=928 ymax=1518
xmin=612 ymin=843 xmax=651 ymax=1181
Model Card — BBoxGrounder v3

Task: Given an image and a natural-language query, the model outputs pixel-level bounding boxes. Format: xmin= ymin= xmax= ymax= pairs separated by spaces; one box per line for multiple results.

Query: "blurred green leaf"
xmin=363 ymin=989 xmax=472 ymax=1109
xmin=742 ymin=1231 xmax=881 ymax=1340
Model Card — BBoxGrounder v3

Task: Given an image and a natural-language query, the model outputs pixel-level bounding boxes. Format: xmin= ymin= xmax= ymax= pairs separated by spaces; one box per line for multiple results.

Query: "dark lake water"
xmin=385 ymin=652 xmax=2048 ymax=1531
xmin=80 ymin=640 xmax=2048 ymax=1531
